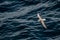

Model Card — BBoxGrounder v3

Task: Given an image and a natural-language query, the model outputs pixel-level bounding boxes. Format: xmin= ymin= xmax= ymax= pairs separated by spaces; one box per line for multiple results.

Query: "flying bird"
xmin=37 ymin=13 xmax=47 ymax=29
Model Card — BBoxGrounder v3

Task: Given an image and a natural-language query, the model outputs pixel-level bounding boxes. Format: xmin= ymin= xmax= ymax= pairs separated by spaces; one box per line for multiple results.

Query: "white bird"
xmin=37 ymin=13 xmax=47 ymax=29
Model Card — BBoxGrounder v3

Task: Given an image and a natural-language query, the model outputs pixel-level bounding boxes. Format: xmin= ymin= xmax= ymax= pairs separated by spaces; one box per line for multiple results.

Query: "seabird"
xmin=37 ymin=13 xmax=47 ymax=29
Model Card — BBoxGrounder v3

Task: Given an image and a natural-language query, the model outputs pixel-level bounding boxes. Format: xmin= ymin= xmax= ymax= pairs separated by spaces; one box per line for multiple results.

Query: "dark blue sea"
xmin=0 ymin=0 xmax=60 ymax=40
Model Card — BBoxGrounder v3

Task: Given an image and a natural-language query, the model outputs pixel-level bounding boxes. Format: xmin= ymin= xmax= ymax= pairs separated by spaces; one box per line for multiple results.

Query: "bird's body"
xmin=37 ymin=13 xmax=47 ymax=29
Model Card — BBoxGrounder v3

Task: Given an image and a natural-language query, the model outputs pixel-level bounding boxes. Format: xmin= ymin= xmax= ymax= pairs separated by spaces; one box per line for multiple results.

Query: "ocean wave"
xmin=0 ymin=0 xmax=60 ymax=40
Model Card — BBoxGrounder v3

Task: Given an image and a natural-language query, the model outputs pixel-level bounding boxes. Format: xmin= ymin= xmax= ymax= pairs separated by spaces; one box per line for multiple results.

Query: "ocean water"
xmin=0 ymin=0 xmax=60 ymax=40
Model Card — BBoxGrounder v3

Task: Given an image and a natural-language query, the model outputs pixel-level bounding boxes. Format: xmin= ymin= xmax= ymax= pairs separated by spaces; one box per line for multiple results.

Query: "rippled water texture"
xmin=0 ymin=0 xmax=60 ymax=40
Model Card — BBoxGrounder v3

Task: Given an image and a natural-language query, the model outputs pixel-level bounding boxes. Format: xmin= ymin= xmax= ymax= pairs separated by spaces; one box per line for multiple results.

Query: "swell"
xmin=0 ymin=0 xmax=60 ymax=40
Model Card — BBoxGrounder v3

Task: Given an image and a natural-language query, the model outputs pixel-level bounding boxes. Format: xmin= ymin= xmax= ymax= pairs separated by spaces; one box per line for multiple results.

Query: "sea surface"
xmin=0 ymin=0 xmax=60 ymax=40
